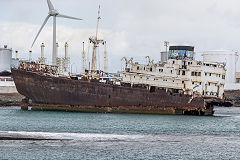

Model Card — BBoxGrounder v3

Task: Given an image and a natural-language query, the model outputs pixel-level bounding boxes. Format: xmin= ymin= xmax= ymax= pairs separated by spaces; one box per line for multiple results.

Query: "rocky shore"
xmin=224 ymin=90 xmax=240 ymax=107
xmin=0 ymin=93 xmax=24 ymax=106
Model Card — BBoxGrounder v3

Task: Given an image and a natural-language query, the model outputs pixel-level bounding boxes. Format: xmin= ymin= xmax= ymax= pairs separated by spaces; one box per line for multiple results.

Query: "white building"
xmin=0 ymin=45 xmax=12 ymax=72
xmin=202 ymin=50 xmax=239 ymax=90
xmin=0 ymin=45 xmax=18 ymax=93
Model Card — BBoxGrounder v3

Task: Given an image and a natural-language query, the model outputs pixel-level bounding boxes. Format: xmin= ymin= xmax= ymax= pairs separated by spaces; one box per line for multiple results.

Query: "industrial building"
xmin=0 ymin=45 xmax=18 ymax=93
xmin=202 ymin=50 xmax=240 ymax=90
xmin=0 ymin=45 xmax=12 ymax=73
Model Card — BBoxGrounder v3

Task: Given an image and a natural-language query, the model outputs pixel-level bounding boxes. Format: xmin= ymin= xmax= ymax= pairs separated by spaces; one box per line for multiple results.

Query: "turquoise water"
xmin=0 ymin=107 xmax=240 ymax=159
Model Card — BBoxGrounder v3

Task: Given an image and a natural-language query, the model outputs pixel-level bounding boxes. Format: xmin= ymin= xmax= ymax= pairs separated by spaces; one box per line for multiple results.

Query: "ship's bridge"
xmin=168 ymin=46 xmax=195 ymax=60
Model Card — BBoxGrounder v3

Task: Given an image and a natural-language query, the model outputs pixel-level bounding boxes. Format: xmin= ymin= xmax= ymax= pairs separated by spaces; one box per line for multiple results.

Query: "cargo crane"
xmin=89 ymin=5 xmax=104 ymax=73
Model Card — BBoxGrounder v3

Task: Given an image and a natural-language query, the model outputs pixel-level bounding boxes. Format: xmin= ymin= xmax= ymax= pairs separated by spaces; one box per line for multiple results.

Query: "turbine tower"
xmin=31 ymin=0 xmax=82 ymax=65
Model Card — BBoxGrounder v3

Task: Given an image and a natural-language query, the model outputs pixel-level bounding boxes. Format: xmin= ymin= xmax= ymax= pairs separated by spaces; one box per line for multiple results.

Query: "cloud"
xmin=1 ymin=0 xmax=240 ymax=72
xmin=0 ymin=21 xmax=128 ymax=72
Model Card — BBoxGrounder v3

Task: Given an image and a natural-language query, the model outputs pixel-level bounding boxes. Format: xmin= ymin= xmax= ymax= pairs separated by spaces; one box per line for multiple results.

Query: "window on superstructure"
xmin=209 ymin=73 xmax=211 ymax=76
xmin=134 ymin=76 xmax=135 ymax=78
xmin=198 ymin=72 xmax=201 ymax=76
xmin=144 ymin=67 xmax=145 ymax=70
xmin=150 ymin=68 xmax=152 ymax=72
xmin=192 ymin=82 xmax=194 ymax=85
xmin=205 ymin=73 xmax=207 ymax=76
xmin=171 ymin=70 xmax=172 ymax=73
xmin=173 ymin=61 xmax=175 ymax=64
xmin=200 ymin=82 xmax=202 ymax=85
xmin=182 ymin=81 xmax=184 ymax=84
xmin=182 ymin=71 xmax=185 ymax=75
xmin=222 ymin=75 xmax=225 ymax=79
xmin=177 ymin=70 xmax=180 ymax=75
xmin=137 ymin=66 xmax=139 ymax=70
xmin=191 ymin=72 xmax=194 ymax=76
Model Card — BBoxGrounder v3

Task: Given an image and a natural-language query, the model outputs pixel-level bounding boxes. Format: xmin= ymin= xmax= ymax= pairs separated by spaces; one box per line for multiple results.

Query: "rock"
xmin=0 ymin=93 xmax=24 ymax=106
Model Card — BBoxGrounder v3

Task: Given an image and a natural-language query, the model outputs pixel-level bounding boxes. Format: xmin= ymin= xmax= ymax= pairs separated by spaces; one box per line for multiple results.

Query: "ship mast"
xmin=89 ymin=5 xmax=104 ymax=73
xmin=82 ymin=42 xmax=86 ymax=73
xmin=104 ymin=41 xmax=108 ymax=72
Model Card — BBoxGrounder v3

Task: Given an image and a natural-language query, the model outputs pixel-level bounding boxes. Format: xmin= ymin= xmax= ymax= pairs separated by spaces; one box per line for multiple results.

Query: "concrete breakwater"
xmin=0 ymin=93 xmax=24 ymax=106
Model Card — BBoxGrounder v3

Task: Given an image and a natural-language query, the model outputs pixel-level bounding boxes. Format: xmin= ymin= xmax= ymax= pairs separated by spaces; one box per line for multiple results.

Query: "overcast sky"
xmin=0 ymin=0 xmax=240 ymax=72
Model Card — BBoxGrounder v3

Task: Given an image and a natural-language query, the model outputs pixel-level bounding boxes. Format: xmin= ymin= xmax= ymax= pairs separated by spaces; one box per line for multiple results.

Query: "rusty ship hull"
xmin=11 ymin=68 xmax=214 ymax=115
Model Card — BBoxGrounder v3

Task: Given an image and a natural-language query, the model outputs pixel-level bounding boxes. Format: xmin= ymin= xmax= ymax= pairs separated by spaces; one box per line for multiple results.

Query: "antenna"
xmin=164 ymin=41 xmax=169 ymax=54
xmin=96 ymin=5 xmax=101 ymax=39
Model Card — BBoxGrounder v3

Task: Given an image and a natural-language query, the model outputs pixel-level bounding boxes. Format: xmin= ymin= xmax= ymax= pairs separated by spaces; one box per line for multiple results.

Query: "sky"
xmin=0 ymin=0 xmax=240 ymax=72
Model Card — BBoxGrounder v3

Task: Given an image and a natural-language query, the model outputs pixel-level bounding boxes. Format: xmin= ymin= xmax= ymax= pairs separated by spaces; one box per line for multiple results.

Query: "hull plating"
xmin=11 ymin=68 xmax=213 ymax=115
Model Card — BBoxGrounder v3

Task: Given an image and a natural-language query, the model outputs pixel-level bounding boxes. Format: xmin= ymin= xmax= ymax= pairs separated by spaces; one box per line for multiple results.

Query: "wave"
xmin=0 ymin=130 xmax=146 ymax=141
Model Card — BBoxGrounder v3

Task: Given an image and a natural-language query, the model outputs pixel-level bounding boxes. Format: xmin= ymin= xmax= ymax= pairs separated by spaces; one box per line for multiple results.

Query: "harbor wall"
xmin=0 ymin=93 xmax=24 ymax=106
xmin=0 ymin=86 xmax=18 ymax=94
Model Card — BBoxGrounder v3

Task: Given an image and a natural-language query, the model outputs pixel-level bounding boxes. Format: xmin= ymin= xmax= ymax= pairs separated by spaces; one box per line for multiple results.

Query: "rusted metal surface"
xmin=18 ymin=61 xmax=57 ymax=75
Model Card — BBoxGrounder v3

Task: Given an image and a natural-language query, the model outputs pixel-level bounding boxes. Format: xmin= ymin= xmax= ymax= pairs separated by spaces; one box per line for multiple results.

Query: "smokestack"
xmin=65 ymin=42 xmax=68 ymax=58
xmin=41 ymin=43 xmax=45 ymax=58
xmin=29 ymin=50 xmax=32 ymax=61
xmin=15 ymin=51 xmax=18 ymax=59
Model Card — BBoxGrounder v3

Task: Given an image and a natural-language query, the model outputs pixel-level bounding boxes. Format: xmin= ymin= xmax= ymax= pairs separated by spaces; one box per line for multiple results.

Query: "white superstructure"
xmin=122 ymin=46 xmax=226 ymax=99
xmin=0 ymin=46 xmax=12 ymax=72
xmin=202 ymin=50 xmax=239 ymax=90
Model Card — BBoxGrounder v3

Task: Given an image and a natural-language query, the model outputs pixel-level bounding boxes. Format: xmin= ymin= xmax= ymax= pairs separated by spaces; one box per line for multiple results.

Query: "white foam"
xmin=1 ymin=131 xmax=146 ymax=141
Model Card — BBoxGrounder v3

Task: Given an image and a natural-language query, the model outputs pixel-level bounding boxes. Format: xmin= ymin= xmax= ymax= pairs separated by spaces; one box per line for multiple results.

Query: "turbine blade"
xmin=31 ymin=15 xmax=51 ymax=48
xmin=47 ymin=0 xmax=54 ymax=11
xmin=57 ymin=14 xmax=83 ymax=20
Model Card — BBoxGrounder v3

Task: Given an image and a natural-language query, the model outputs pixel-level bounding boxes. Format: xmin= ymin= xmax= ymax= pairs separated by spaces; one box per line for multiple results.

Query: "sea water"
xmin=0 ymin=107 xmax=240 ymax=159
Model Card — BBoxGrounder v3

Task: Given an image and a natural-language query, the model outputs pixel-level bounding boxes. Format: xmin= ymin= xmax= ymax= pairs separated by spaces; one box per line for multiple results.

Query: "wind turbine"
xmin=31 ymin=0 xmax=82 ymax=65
